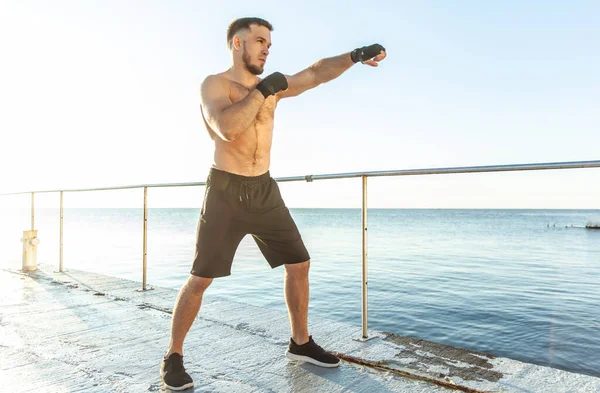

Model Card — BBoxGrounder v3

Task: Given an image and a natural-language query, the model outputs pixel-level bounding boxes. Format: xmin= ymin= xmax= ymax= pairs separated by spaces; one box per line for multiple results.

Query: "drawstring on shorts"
xmin=239 ymin=180 xmax=257 ymax=203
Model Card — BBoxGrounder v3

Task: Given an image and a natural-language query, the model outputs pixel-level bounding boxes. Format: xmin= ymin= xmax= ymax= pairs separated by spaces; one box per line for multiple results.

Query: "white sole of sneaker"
xmin=164 ymin=382 xmax=194 ymax=391
xmin=285 ymin=351 xmax=341 ymax=368
xmin=160 ymin=367 xmax=194 ymax=391
xmin=163 ymin=381 xmax=194 ymax=392
xmin=163 ymin=381 xmax=194 ymax=391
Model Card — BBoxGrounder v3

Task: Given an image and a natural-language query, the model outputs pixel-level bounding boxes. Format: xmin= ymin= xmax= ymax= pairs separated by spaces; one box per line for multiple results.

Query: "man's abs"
xmin=211 ymin=123 xmax=274 ymax=176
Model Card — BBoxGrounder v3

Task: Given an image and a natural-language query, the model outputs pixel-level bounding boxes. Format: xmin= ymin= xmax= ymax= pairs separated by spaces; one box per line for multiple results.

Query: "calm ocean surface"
xmin=1 ymin=208 xmax=599 ymax=377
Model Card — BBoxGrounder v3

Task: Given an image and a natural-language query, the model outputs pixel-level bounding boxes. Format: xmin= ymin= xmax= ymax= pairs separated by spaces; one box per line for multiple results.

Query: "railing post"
xmin=31 ymin=192 xmax=35 ymax=230
xmin=59 ymin=191 xmax=64 ymax=272
xmin=142 ymin=186 xmax=148 ymax=290
xmin=362 ymin=175 xmax=369 ymax=338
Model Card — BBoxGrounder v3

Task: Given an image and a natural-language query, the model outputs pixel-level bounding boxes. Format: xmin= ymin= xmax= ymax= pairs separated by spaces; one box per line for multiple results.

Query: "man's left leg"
xmin=284 ymin=260 xmax=311 ymax=345
xmin=249 ymin=177 xmax=340 ymax=367
xmin=282 ymin=258 xmax=340 ymax=367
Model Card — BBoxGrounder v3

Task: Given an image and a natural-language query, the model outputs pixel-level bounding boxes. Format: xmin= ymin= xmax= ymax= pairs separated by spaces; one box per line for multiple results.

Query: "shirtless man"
xmin=161 ymin=17 xmax=386 ymax=391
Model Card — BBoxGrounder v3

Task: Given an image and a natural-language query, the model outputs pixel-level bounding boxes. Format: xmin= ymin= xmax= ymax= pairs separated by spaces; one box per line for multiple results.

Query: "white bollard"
xmin=21 ymin=230 xmax=40 ymax=271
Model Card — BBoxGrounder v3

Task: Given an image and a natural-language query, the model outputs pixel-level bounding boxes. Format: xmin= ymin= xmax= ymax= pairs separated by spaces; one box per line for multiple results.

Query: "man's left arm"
xmin=277 ymin=43 xmax=386 ymax=99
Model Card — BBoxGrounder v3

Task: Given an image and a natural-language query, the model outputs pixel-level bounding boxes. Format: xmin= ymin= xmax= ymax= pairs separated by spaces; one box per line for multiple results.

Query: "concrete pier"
xmin=1 ymin=264 xmax=598 ymax=392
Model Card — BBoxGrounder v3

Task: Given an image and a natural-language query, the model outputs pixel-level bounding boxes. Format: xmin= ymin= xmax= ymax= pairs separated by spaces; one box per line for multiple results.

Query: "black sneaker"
xmin=285 ymin=336 xmax=340 ymax=368
xmin=160 ymin=353 xmax=194 ymax=391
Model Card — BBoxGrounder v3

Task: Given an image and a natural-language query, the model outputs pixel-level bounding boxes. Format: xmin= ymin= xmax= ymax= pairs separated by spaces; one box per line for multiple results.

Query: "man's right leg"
xmin=169 ymin=167 xmax=242 ymax=355
xmin=166 ymin=275 xmax=213 ymax=357
xmin=161 ymin=168 xmax=246 ymax=390
xmin=161 ymin=275 xmax=213 ymax=391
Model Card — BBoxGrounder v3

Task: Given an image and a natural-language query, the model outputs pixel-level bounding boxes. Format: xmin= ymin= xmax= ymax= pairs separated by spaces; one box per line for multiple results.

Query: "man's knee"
xmin=285 ymin=260 xmax=310 ymax=276
xmin=186 ymin=275 xmax=213 ymax=295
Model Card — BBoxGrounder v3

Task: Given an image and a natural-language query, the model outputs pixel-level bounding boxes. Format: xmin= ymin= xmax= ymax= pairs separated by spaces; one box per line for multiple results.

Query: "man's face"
xmin=240 ymin=25 xmax=271 ymax=75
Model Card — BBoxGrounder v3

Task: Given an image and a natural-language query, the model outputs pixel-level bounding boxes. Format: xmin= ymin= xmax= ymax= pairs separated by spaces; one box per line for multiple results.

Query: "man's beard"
xmin=242 ymin=47 xmax=264 ymax=75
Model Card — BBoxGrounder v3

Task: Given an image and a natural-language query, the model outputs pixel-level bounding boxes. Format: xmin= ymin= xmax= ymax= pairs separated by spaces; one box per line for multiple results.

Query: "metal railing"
xmin=2 ymin=159 xmax=600 ymax=338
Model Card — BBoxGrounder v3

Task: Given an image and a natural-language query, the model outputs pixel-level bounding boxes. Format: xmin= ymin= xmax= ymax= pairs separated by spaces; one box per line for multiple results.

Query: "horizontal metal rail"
xmin=275 ymin=160 xmax=600 ymax=182
xmin=1 ymin=160 xmax=600 ymax=196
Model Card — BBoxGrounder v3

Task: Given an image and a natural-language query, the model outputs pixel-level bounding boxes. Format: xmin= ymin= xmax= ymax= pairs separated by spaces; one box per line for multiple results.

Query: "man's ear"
xmin=233 ymin=35 xmax=242 ymax=51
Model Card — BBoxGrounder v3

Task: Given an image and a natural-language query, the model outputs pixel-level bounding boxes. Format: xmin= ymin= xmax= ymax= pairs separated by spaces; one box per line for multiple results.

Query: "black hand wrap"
xmin=256 ymin=72 xmax=288 ymax=98
xmin=351 ymin=43 xmax=386 ymax=63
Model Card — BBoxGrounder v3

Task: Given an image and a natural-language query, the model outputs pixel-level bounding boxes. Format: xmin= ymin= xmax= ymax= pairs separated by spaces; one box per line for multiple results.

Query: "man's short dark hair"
xmin=227 ymin=17 xmax=273 ymax=49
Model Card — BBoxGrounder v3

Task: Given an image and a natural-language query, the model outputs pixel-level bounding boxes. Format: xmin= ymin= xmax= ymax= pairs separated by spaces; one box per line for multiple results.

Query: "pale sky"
xmin=1 ymin=1 xmax=599 ymax=209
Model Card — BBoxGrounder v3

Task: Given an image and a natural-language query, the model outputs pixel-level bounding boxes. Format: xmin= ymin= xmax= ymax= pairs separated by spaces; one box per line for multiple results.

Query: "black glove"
xmin=351 ymin=44 xmax=386 ymax=63
xmin=256 ymin=72 xmax=288 ymax=98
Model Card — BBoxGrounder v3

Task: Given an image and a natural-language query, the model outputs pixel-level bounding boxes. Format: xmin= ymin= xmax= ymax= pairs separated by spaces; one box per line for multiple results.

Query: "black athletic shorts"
xmin=191 ymin=167 xmax=310 ymax=278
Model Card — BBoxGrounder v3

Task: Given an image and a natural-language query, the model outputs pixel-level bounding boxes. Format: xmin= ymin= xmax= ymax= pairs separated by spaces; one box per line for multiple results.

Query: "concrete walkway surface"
xmin=1 ymin=264 xmax=598 ymax=393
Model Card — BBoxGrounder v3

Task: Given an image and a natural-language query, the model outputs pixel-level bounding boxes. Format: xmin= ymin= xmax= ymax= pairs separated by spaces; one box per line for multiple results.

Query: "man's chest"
xmin=229 ymin=83 xmax=278 ymax=123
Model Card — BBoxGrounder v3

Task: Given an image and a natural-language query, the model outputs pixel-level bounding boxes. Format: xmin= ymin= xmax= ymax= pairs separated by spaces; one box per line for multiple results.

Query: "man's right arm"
xmin=200 ymin=75 xmax=265 ymax=142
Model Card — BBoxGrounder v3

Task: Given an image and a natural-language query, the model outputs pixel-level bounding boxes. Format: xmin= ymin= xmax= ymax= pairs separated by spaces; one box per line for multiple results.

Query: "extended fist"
xmin=256 ymin=72 xmax=288 ymax=98
xmin=351 ymin=44 xmax=386 ymax=67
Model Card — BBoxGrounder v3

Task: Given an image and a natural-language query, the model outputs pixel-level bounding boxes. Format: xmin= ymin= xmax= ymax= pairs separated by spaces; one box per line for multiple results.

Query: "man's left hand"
xmin=351 ymin=44 xmax=387 ymax=67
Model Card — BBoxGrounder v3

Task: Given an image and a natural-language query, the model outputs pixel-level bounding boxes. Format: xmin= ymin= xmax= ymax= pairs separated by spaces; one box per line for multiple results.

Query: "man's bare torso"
xmin=201 ymin=73 xmax=278 ymax=177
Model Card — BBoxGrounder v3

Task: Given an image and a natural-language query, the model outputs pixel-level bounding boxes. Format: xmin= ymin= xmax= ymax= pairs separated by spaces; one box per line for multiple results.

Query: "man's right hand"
xmin=256 ymin=72 xmax=288 ymax=98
